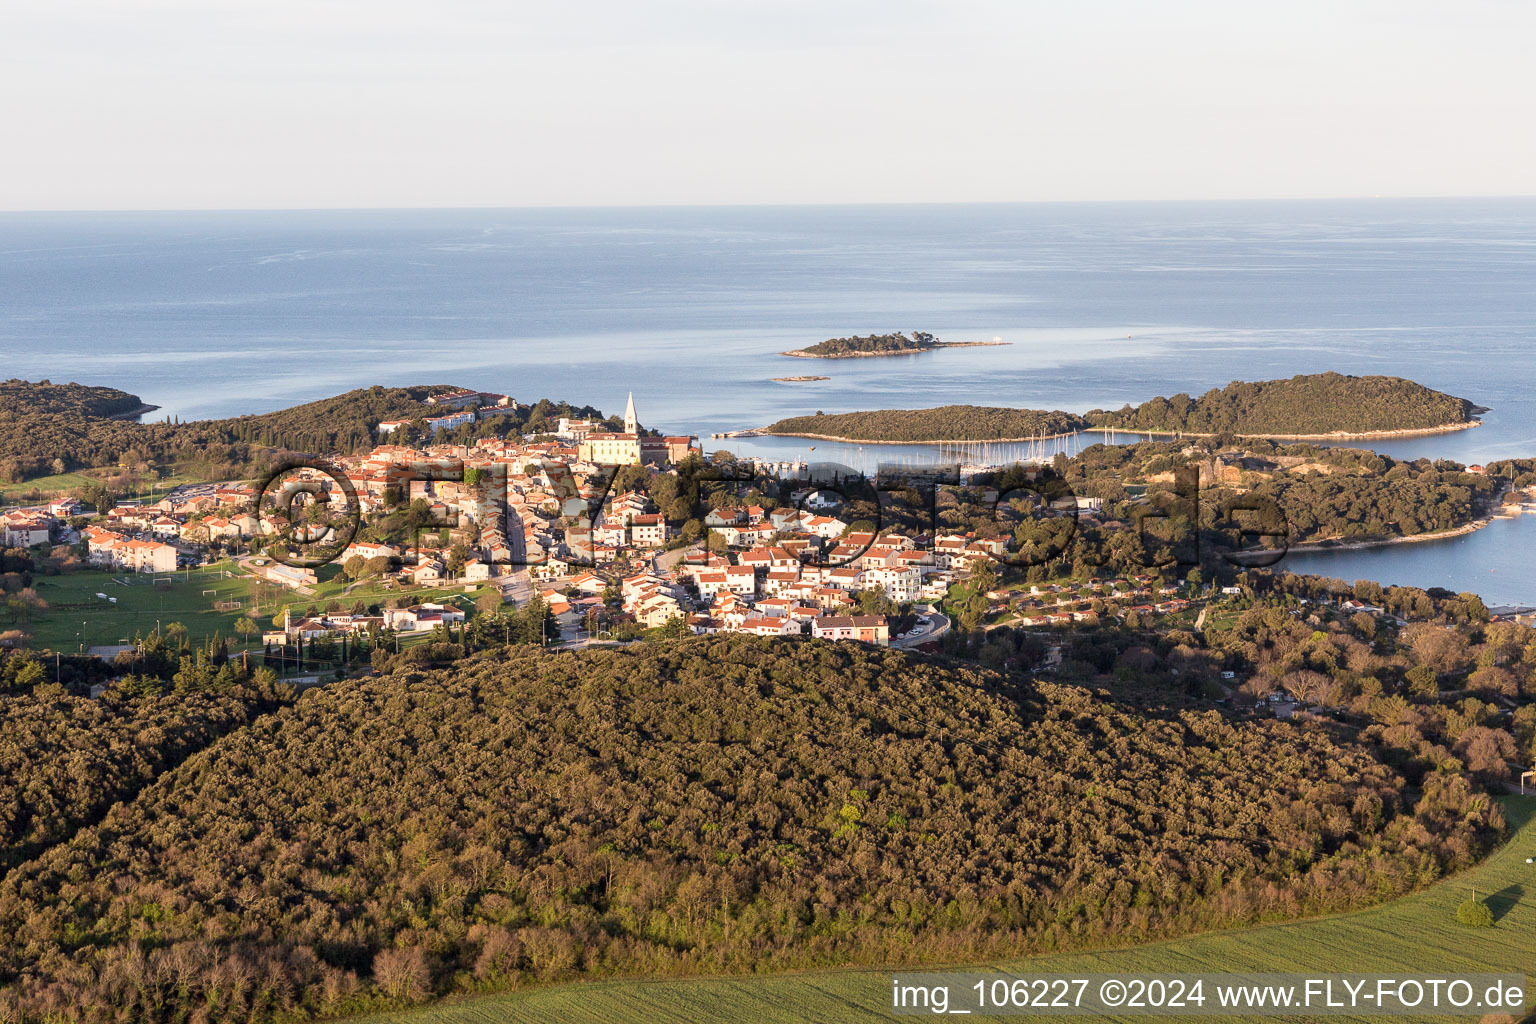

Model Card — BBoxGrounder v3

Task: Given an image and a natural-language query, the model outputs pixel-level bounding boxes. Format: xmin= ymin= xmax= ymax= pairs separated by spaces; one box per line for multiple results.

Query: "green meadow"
xmin=356 ymin=797 xmax=1536 ymax=1024
xmin=22 ymin=563 xmax=496 ymax=653
xmin=23 ymin=563 xmax=261 ymax=651
xmin=0 ymin=464 xmax=214 ymax=507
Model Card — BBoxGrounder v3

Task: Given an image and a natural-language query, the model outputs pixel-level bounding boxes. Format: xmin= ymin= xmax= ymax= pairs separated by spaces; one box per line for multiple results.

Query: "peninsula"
xmin=781 ymin=331 xmax=1009 ymax=359
xmin=1084 ymin=372 xmax=1483 ymax=439
xmin=0 ymin=379 xmax=606 ymax=493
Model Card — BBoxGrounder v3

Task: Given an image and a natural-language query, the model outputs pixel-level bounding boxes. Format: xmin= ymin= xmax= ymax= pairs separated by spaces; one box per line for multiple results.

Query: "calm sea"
xmin=3 ymin=200 xmax=1534 ymax=600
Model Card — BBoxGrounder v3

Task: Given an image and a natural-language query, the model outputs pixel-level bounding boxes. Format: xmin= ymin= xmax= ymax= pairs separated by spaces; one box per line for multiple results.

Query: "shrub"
xmin=1456 ymin=897 xmax=1494 ymax=927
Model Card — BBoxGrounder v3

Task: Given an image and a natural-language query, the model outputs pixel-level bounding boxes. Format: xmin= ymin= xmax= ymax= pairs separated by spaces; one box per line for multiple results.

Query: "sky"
xmin=2 ymin=0 xmax=1533 ymax=210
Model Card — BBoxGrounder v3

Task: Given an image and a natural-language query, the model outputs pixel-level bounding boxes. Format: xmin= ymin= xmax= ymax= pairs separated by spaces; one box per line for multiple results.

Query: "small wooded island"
xmin=761 ymin=373 xmax=1482 ymax=443
xmin=781 ymin=330 xmax=1009 ymax=359
xmin=766 ymin=405 xmax=1088 ymax=443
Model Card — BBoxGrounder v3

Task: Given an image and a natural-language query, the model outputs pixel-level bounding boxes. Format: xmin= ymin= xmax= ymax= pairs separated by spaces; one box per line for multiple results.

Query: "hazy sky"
xmin=3 ymin=0 xmax=1533 ymax=210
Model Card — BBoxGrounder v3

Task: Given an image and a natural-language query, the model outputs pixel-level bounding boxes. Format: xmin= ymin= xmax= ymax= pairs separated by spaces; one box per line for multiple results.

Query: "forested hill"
xmin=1086 ymin=373 xmax=1479 ymax=436
xmin=0 ymin=382 xmax=428 ymax=485
xmin=208 ymin=385 xmax=453 ymax=449
xmin=0 ymin=379 xmax=149 ymax=419
xmin=0 ymin=637 xmax=1501 ymax=1021
xmin=765 ymin=405 xmax=1089 ymax=441
xmin=0 ymin=683 xmax=287 ymax=873
xmin=0 ymin=380 xmax=608 ymax=487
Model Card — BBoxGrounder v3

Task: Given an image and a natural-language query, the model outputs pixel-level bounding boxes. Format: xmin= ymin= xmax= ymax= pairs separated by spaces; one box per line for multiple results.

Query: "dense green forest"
xmin=811 ymin=440 xmax=1492 ymax=586
xmin=0 ymin=638 xmax=1502 ymax=1022
xmin=1059 ymin=439 xmax=1495 ymax=546
xmin=766 ymin=405 xmax=1088 ymax=442
xmin=0 ymin=381 xmax=149 ymax=420
xmin=1085 ymin=373 xmax=1478 ymax=436
xmin=1487 ymin=457 xmax=1536 ymax=488
xmin=0 ymin=383 xmax=433 ymax=484
xmin=787 ymin=332 xmax=952 ymax=358
xmin=0 ymin=380 xmax=609 ymax=486
xmin=0 ymin=682 xmax=287 ymax=873
xmin=761 ymin=375 xmax=1476 ymax=443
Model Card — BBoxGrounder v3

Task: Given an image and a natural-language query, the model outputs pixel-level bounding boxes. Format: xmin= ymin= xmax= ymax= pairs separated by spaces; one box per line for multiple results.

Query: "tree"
xmin=855 ymin=587 xmax=898 ymax=617
xmin=372 ymin=946 xmax=431 ymax=1002
xmin=1456 ymin=896 xmax=1494 ymax=927
xmin=653 ymin=613 xmax=691 ymax=639
xmin=1468 ymin=665 xmax=1518 ymax=698
xmin=1405 ymin=664 xmax=1439 ymax=698
xmin=1239 ymin=674 xmax=1277 ymax=701
xmin=1282 ymin=669 xmax=1332 ymax=707
xmin=13 ymin=658 xmax=46 ymax=689
xmin=519 ymin=597 xmax=556 ymax=645
xmin=234 ymin=617 xmax=259 ymax=643
xmin=1404 ymin=624 xmax=1469 ymax=674
xmin=1455 ymin=726 xmax=1516 ymax=781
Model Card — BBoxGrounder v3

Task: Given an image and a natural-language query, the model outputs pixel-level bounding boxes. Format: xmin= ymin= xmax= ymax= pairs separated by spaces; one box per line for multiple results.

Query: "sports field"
xmin=305 ymin=562 xmax=500 ymax=611
xmin=23 ymin=563 xmax=498 ymax=653
xmin=357 ymin=797 xmax=1536 ymax=1024
xmin=23 ymin=563 xmax=265 ymax=651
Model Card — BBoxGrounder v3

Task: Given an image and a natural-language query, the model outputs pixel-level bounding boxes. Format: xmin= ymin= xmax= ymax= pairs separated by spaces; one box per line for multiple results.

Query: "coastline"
xmin=1285 ymin=519 xmax=1490 ymax=554
xmin=737 ymin=419 xmax=1481 ymax=446
xmin=737 ymin=427 xmax=1084 ymax=444
xmin=108 ymin=403 xmax=162 ymax=421
xmin=1080 ymin=419 xmax=1482 ymax=442
xmin=1286 ymin=487 xmax=1515 ymax=553
xmin=780 ymin=341 xmax=1011 ymax=359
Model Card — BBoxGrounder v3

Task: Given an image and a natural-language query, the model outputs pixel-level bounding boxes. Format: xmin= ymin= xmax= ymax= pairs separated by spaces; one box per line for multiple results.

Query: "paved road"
xmin=495 ymin=570 xmax=533 ymax=604
xmin=654 ymin=546 xmax=701 ymax=573
xmin=893 ymin=605 xmax=950 ymax=648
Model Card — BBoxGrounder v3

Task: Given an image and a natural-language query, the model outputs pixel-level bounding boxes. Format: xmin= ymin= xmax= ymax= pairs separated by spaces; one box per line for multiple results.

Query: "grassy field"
xmin=304 ymin=563 xmax=497 ymax=610
xmin=22 ymin=563 xmax=498 ymax=653
xmin=356 ymin=797 xmax=1536 ymax=1024
xmin=0 ymin=470 xmax=100 ymax=506
xmin=0 ymin=464 xmax=213 ymax=507
xmin=23 ymin=563 xmax=264 ymax=650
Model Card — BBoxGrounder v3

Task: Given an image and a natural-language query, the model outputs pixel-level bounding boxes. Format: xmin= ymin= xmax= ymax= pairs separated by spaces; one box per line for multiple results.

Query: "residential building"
xmin=812 ymin=615 xmax=890 ymax=646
